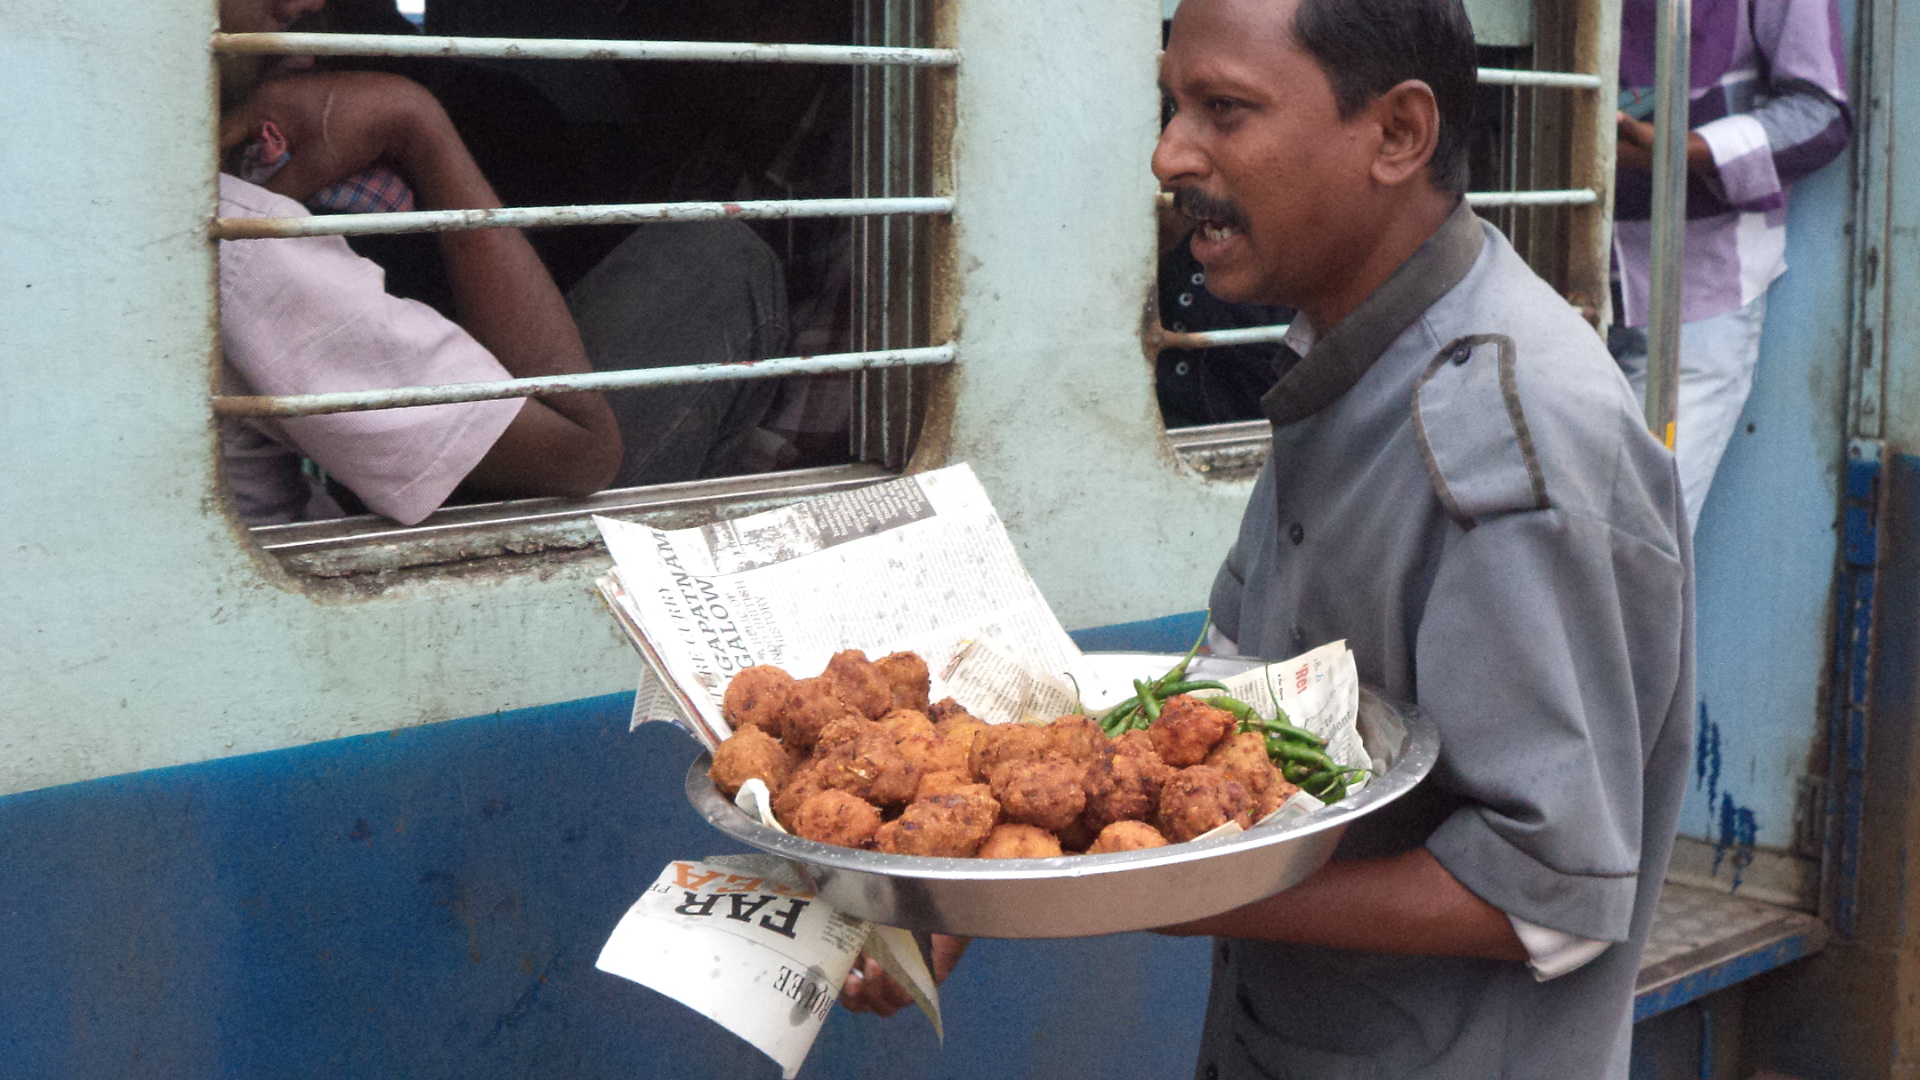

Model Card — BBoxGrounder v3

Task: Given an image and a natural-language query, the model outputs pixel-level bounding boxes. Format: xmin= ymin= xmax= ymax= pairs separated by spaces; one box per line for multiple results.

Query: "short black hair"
xmin=1291 ymin=0 xmax=1478 ymax=195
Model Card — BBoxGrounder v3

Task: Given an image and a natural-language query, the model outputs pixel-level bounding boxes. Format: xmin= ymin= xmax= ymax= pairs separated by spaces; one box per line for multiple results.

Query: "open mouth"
xmin=1172 ymin=187 xmax=1251 ymax=257
xmin=1196 ymin=220 xmax=1243 ymax=244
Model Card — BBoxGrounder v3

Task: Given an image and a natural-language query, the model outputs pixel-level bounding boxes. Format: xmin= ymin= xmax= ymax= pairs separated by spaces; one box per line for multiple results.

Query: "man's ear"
xmin=1368 ymin=79 xmax=1441 ymax=188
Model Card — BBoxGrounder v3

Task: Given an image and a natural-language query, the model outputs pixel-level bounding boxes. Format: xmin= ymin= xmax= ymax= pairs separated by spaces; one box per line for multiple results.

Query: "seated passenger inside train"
xmin=213 ymin=0 xmax=802 ymax=526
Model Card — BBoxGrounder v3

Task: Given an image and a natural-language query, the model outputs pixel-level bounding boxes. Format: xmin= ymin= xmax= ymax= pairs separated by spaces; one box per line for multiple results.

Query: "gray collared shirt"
xmin=1200 ymin=205 xmax=1695 ymax=1080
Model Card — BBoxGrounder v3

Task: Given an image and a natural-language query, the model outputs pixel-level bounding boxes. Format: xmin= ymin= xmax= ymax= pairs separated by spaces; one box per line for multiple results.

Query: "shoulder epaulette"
xmin=1410 ymin=334 xmax=1551 ymax=529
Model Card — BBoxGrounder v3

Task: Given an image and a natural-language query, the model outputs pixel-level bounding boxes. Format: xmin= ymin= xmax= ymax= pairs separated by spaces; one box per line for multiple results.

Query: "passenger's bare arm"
xmin=223 ymin=72 xmax=620 ymax=498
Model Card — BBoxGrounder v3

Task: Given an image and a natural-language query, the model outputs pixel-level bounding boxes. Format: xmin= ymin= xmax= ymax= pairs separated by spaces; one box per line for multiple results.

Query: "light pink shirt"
xmin=217 ymin=174 xmax=524 ymax=526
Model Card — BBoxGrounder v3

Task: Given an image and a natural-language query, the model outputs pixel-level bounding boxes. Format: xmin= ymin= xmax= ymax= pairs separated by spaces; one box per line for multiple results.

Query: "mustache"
xmin=1171 ymin=187 xmax=1250 ymax=231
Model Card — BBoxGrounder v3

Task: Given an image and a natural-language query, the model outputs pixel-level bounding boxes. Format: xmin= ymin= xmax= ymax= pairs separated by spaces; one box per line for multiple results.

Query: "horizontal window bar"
xmin=1475 ymin=67 xmax=1604 ymax=89
xmin=213 ymin=345 xmax=955 ymax=418
xmin=212 ymin=32 xmax=959 ymax=67
xmin=212 ymin=195 xmax=953 ymax=240
xmin=1158 ymin=324 xmax=1292 ymax=351
xmin=1464 ymin=188 xmax=1600 ymax=208
xmin=1156 ymin=189 xmax=1596 ymax=211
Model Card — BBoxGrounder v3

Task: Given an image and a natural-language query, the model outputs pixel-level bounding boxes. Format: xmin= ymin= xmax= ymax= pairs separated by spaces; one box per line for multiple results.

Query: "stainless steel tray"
xmin=683 ymin=653 xmax=1437 ymax=938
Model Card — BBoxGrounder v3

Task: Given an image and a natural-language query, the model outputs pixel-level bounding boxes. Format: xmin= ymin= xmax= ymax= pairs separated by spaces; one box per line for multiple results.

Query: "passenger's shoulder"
xmin=217 ymin=173 xmax=310 ymax=221
xmin=1413 ymin=226 xmax=1679 ymax=541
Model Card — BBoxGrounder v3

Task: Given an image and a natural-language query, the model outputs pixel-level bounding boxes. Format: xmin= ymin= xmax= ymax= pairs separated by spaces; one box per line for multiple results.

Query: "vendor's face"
xmin=1152 ymin=0 xmax=1378 ymax=309
xmin=216 ymin=0 xmax=327 ymax=103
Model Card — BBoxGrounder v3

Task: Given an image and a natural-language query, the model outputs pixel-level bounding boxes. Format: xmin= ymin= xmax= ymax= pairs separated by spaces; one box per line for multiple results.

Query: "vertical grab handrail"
xmin=1645 ymin=0 xmax=1692 ymax=447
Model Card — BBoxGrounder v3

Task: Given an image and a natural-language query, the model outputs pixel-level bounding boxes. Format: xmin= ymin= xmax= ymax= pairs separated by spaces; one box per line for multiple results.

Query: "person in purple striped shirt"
xmin=1611 ymin=0 xmax=1851 ymax=533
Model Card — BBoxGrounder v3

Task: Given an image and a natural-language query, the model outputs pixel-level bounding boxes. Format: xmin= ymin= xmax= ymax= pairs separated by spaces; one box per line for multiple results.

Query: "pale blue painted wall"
xmin=1681 ymin=2 xmax=1859 ymax=856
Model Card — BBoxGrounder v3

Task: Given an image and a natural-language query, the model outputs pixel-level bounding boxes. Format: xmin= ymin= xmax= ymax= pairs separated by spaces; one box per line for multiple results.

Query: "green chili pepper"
xmin=1210 ymin=696 xmax=1262 ymax=731
xmin=1101 ymin=699 xmax=1140 ymax=735
xmin=1282 ymin=762 xmax=1315 ymax=783
xmin=1261 ymin=718 xmax=1327 ymax=746
xmin=1156 ymin=679 xmax=1231 ymax=698
xmin=1266 ymin=739 xmax=1338 ymax=772
xmin=1136 ymin=680 xmax=1162 ymax=723
xmin=1156 ymin=613 xmax=1212 ymax=692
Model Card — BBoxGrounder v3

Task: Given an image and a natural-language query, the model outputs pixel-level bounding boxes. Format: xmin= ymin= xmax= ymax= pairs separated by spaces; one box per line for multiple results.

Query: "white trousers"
xmin=1612 ymin=294 xmax=1770 ymax=534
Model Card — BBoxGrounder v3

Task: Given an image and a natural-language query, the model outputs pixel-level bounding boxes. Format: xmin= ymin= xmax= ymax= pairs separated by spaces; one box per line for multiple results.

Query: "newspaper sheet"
xmin=596 ymin=854 xmax=867 ymax=1078
xmin=595 ymin=464 xmax=1100 ymax=745
xmin=1208 ymin=639 xmax=1370 ymax=792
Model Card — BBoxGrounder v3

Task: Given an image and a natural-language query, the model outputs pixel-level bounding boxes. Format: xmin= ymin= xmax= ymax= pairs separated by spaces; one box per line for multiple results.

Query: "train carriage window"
xmin=213 ymin=0 xmax=948 ymax=576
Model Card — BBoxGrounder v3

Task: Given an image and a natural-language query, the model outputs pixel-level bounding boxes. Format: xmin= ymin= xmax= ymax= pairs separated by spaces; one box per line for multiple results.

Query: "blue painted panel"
xmin=0 ymin=694 xmax=1210 ymax=1079
xmin=1681 ymin=14 xmax=1856 ymax=856
xmin=1069 ymin=609 xmax=1210 ymax=654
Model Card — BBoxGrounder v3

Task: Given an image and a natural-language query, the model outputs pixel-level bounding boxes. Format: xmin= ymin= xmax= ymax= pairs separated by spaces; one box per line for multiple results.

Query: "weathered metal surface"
xmin=1643 ymin=0 xmax=1692 ymax=446
xmin=212 ymin=31 xmax=960 ymax=67
xmin=1567 ymin=0 xmax=1625 ymax=326
xmin=1464 ymin=187 xmax=1601 ymax=207
xmin=932 ymin=0 xmax=1253 ymax=632
xmin=212 ymin=345 xmax=955 ymax=417
xmin=1634 ymin=883 xmax=1829 ymax=1022
xmin=1164 ymin=0 xmax=1538 ymax=47
xmin=1474 ymin=67 xmax=1604 ymax=88
xmin=1825 ymin=438 xmax=1884 ymax=938
xmin=1156 ymin=323 xmax=1291 ymax=350
xmin=212 ymin=196 xmax=955 ymax=240
xmin=1157 ymin=187 xmax=1598 ymax=211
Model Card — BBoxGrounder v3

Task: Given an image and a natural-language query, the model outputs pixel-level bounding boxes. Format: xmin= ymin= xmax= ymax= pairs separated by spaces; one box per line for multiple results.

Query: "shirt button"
xmin=1289 ymin=523 xmax=1304 ymax=545
xmin=1178 ymin=292 xmax=1195 ymax=307
xmin=1171 ymin=321 xmax=1187 ymax=332
xmin=1175 ymin=361 xmax=1191 ymax=376
xmin=1191 ymin=271 xmax=1206 ymax=286
xmin=1449 ymin=344 xmax=1472 ymax=366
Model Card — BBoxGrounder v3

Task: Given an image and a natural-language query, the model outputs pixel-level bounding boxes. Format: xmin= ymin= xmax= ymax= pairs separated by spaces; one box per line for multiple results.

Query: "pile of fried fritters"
xmin=707 ymin=650 xmax=1300 ymax=858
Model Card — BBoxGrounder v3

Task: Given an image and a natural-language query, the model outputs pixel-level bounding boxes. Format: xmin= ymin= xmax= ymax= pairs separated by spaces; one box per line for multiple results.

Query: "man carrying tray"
xmin=843 ymin=0 xmax=1694 ymax=1076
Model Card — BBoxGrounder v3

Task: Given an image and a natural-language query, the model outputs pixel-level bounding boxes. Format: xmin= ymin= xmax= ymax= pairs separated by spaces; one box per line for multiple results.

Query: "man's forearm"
xmin=1162 ymin=848 xmax=1530 ymax=962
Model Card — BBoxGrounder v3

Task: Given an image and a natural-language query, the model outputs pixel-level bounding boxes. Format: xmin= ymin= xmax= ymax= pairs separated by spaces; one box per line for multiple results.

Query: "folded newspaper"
xmin=589 ymin=463 xmax=1368 ymax=1076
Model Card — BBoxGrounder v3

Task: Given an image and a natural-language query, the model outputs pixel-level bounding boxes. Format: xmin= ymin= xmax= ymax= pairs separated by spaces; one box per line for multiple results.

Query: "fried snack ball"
xmin=815 ymin=713 xmax=877 ymax=753
xmin=825 ymin=649 xmax=893 ymax=720
xmin=783 ymin=676 xmax=863 ymax=753
xmin=1111 ymin=728 xmax=1162 ymax=762
xmin=897 ymin=730 xmax=972 ymax=780
xmin=1083 ymin=736 xmax=1173 ymax=829
xmin=977 ymin=823 xmax=1065 ymax=859
xmin=1206 ymin=731 xmax=1284 ymax=801
xmin=927 ymin=697 xmax=974 ymax=724
xmin=874 ymin=790 xmax=1001 ymax=857
xmin=969 ymin=722 xmax=1050 ymax=782
xmin=773 ymin=759 xmax=829 ymax=825
xmin=721 ymin=665 xmax=795 ymax=737
xmin=914 ymin=771 xmax=986 ymax=801
xmin=1254 ymin=775 xmax=1303 ymax=821
xmin=1149 ymin=694 xmax=1238 ymax=767
xmin=1043 ymin=714 xmax=1109 ymax=765
xmin=707 ymin=726 xmax=795 ymax=798
xmin=936 ymin=716 xmax=990 ymax=760
xmin=791 ymin=789 xmax=883 ymax=848
xmin=816 ymin=728 xmax=920 ymax=807
xmin=1156 ymin=765 xmax=1254 ymax=843
xmin=990 ymin=756 xmax=1089 ymax=833
xmin=879 ymin=708 xmax=936 ymax=743
xmin=1088 ymin=820 xmax=1171 ymax=854
xmin=874 ymin=651 xmax=932 ymax=712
